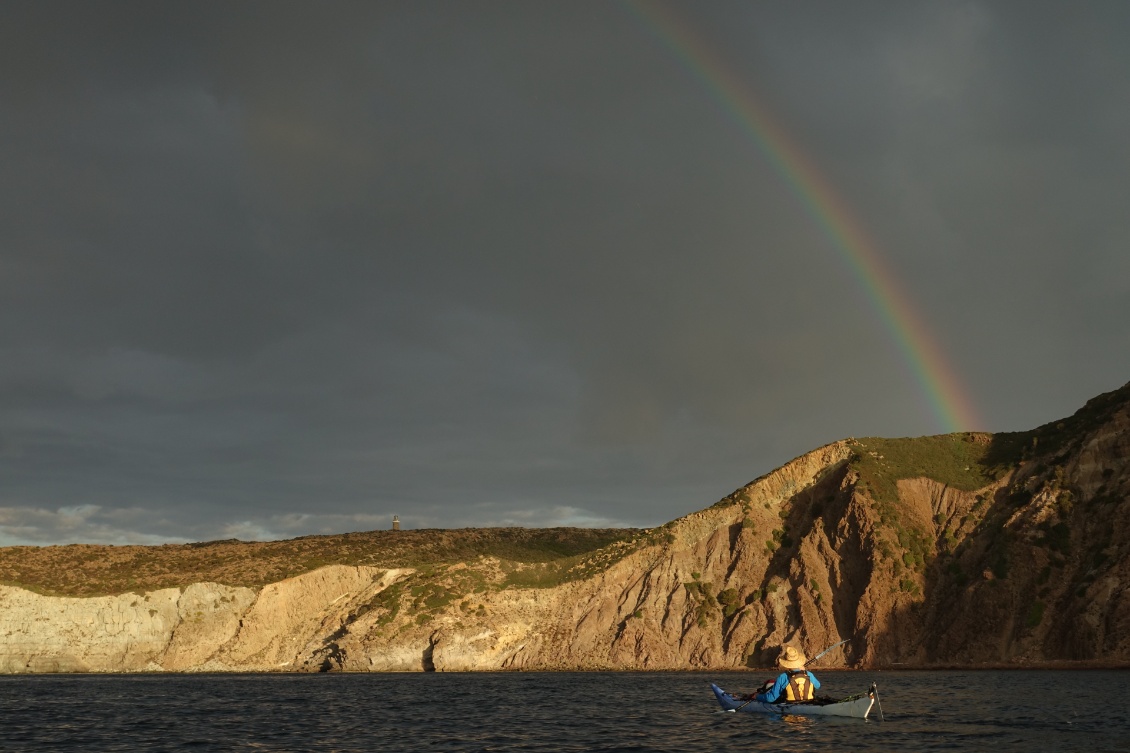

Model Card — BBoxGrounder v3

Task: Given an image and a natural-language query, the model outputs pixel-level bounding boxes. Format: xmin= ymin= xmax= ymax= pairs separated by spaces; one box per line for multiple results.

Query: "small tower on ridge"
xmin=392 ymin=515 xmax=400 ymax=531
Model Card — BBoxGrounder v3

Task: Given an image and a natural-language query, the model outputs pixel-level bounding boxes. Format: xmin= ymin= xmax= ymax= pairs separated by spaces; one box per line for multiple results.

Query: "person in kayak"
xmin=754 ymin=645 xmax=821 ymax=703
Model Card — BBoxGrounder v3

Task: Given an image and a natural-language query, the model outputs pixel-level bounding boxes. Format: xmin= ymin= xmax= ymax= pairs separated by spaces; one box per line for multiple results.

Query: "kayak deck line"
xmin=710 ymin=682 xmax=876 ymax=719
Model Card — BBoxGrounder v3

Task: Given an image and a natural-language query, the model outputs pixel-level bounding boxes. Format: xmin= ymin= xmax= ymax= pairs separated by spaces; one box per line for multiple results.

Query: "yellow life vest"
xmin=784 ymin=670 xmax=814 ymax=701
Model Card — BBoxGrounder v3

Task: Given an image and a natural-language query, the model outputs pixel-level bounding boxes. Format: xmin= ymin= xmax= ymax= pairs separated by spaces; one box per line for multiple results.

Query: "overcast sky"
xmin=2 ymin=1 xmax=1128 ymax=545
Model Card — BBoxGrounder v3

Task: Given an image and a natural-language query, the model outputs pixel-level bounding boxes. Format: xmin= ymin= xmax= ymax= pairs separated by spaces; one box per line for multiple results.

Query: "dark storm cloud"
xmin=2 ymin=1 xmax=1129 ymax=544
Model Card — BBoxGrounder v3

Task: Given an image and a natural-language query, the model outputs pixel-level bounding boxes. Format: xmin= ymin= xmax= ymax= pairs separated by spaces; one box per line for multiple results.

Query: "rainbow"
xmin=627 ymin=2 xmax=981 ymax=432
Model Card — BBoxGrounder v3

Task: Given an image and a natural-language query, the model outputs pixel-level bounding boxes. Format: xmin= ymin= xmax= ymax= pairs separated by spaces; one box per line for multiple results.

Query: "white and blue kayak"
xmin=710 ymin=682 xmax=876 ymax=719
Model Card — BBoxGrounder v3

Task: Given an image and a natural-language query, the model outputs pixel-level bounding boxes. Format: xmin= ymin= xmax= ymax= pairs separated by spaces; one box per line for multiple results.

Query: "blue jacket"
xmin=756 ymin=670 xmax=820 ymax=702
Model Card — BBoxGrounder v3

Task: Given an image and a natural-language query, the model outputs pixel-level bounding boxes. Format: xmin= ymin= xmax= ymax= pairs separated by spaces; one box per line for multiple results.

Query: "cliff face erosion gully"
xmin=2 ymin=382 xmax=1128 ymax=673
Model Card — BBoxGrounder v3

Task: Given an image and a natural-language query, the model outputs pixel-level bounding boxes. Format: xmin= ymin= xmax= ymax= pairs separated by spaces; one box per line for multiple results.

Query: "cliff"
xmin=1 ymin=381 xmax=1127 ymax=672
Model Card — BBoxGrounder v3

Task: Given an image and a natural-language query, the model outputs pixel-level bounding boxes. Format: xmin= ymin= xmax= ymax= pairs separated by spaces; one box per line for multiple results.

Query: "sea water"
xmin=1 ymin=670 xmax=1127 ymax=752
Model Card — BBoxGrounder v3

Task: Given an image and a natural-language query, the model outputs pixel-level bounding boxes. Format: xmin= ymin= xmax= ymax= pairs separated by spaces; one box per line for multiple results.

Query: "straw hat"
xmin=776 ymin=645 xmax=807 ymax=670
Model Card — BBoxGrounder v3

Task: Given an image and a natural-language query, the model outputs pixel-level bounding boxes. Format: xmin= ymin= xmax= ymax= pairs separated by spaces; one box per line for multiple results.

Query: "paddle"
xmin=728 ymin=638 xmax=850 ymax=712
xmin=728 ymin=682 xmax=772 ymax=713
xmin=809 ymin=638 xmax=850 ymax=664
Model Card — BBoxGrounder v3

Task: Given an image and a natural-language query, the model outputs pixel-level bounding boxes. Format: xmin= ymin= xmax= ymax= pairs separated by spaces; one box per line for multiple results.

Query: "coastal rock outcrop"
xmin=0 ymin=566 xmax=407 ymax=673
xmin=1 ymin=382 xmax=1128 ymax=672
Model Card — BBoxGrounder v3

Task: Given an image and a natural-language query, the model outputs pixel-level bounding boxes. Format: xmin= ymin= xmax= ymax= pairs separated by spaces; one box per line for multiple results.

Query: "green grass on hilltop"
xmin=850 ymin=433 xmax=1004 ymax=501
xmin=849 ymin=433 xmax=1010 ymax=572
xmin=850 ymin=381 xmax=1130 ymax=501
xmin=0 ymin=527 xmax=642 ymax=598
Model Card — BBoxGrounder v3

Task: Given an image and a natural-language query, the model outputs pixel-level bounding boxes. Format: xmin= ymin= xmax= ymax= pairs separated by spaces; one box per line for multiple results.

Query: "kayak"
xmin=710 ymin=682 xmax=876 ymax=719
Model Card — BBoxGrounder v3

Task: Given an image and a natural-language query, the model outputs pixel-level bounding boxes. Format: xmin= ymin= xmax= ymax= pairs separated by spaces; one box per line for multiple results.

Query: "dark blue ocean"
xmin=1 ymin=671 xmax=1127 ymax=752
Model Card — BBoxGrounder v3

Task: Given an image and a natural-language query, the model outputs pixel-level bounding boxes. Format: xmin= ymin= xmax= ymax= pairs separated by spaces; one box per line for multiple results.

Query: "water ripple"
xmin=1 ymin=670 xmax=1128 ymax=752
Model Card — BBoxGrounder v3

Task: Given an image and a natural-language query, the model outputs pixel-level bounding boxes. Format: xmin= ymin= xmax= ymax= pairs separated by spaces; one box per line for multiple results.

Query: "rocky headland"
xmin=2 ymin=381 xmax=1128 ymax=673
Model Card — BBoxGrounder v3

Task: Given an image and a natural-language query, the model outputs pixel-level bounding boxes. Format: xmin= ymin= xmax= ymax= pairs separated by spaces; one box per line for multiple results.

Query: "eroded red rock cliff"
xmin=1 ymin=382 xmax=1127 ymax=672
